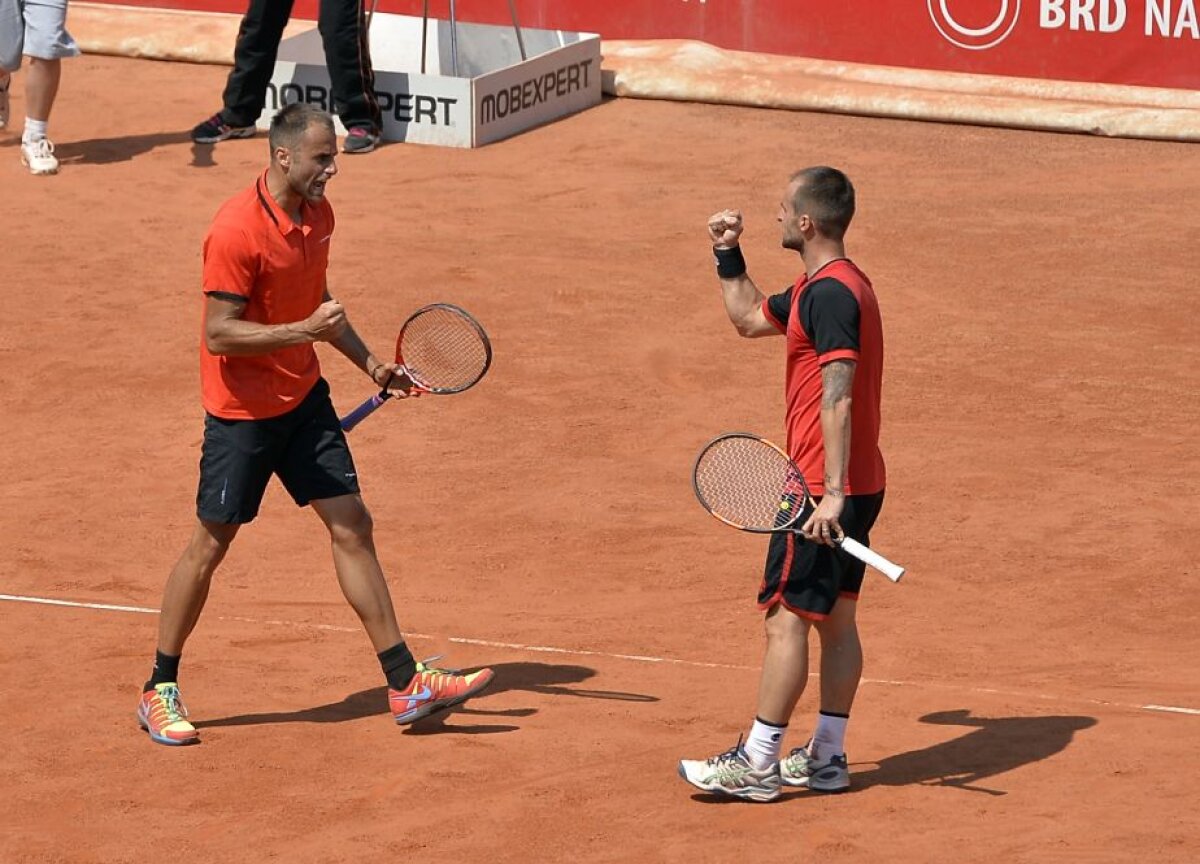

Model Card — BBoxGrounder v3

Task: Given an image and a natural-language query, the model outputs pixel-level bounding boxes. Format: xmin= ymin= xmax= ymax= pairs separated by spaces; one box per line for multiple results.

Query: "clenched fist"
xmin=304 ymin=299 xmax=348 ymax=342
xmin=708 ymin=209 xmax=744 ymax=248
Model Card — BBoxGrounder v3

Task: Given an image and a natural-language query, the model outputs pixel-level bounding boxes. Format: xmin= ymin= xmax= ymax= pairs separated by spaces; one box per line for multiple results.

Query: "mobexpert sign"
xmin=479 ymin=58 xmax=594 ymax=124
xmin=256 ymin=17 xmax=601 ymax=148
xmin=473 ymin=47 xmax=600 ymax=146
xmin=927 ymin=1 xmax=1199 ymax=50
xmin=265 ymin=81 xmax=461 ymax=127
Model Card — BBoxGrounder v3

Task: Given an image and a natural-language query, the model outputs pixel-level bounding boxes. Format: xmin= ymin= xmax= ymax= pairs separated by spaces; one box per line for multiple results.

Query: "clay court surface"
xmin=2 ymin=54 xmax=1199 ymax=862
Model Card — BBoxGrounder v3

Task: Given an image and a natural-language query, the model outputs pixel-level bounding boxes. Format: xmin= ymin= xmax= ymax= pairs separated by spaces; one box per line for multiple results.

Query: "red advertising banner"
xmin=92 ymin=0 xmax=1200 ymax=90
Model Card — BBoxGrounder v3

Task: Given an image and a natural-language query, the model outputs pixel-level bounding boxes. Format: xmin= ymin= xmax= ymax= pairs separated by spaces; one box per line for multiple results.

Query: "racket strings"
xmin=400 ymin=307 xmax=491 ymax=392
xmin=694 ymin=437 xmax=807 ymax=530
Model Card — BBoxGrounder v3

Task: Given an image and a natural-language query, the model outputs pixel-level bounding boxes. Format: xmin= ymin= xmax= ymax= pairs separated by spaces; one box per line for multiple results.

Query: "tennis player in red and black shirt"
xmin=679 ymin=167 xmax=888 ymax=802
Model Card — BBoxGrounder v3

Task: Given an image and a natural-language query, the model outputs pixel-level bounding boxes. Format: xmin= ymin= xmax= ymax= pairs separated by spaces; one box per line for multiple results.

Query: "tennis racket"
xmin=340 ymin=303 xmax=492 ymax=432
xmin=692 ymin=432 xmax=906 ymax=582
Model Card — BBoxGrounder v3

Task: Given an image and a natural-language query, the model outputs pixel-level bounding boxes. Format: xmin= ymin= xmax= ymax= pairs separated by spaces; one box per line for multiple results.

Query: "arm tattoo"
xmin=821 ymin=359 xmax=856 ymax=407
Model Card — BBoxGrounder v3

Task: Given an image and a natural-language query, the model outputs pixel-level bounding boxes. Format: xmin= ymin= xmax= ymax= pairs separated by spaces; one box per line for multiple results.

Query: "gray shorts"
xmin=0 ymin=0 xmax=79 ymax=71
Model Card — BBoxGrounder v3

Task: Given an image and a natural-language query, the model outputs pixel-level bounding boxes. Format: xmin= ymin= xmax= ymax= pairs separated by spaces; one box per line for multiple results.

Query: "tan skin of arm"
xmin=707 ymin=209 xmax=782 ymax=338
xmin=203 ymin=288 xmax=416 ymax=393
xmin=800 ymin=358 xmax=855 ymax=545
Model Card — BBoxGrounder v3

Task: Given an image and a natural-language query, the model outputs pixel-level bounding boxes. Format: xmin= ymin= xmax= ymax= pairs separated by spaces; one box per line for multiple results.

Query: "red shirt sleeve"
xmin=202 ymin=224 xmax=258 ymax=300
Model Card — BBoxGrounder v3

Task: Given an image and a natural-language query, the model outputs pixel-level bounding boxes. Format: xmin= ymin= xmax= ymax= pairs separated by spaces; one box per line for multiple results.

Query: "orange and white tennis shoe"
xmin=389 ymin=659 xmax=494 ymax=724
xmin=137 ymin=682 xmax=199 ymax=746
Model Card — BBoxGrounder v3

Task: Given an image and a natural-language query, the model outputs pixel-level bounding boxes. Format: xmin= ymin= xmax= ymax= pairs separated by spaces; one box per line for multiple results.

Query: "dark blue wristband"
xmin=714 ymin=245 xmax=747 ymax=279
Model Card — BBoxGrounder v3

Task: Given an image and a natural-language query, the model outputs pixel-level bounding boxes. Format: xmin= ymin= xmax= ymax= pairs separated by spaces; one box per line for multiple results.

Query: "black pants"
xmin=220 ymin=0 xmax=381 ymax=131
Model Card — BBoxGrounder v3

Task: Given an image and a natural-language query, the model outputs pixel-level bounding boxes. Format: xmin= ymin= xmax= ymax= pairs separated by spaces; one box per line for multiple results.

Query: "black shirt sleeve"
xmin=764 ymin=285 xmax=794 ymax=330
xmin=799 ymin=277 xmax=860 ymax=355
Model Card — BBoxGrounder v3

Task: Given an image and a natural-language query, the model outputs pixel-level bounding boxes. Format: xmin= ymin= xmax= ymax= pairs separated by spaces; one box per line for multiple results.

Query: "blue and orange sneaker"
xmin=137 ymin=683 xmax=199 ymax=746
xmin=389 ymin=659 xmax=494 ymax=724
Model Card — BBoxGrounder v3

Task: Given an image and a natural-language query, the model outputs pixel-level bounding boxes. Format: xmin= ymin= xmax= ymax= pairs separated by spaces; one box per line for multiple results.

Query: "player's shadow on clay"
xmin=405 ymin=661 xmax=659 ymax=735
xmin=197 ymin=660 xmax=655 ymax=736
xmin=41 ymin=131 xmax=214 ymax=165
xmin=468 ymin=660 xmax=660 ymax=708
xmin=845 ymin=709 xmax=1097 ymax=796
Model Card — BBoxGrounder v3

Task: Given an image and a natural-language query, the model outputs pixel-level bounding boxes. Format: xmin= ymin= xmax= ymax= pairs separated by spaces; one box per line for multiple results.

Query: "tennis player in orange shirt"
xmin=136 ymin=103 xmax=493 ymax=746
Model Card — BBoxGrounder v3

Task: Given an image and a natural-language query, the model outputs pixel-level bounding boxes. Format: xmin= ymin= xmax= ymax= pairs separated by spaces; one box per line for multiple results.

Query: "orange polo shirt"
xmin=200 ymin=171 xmax=335 ymax=420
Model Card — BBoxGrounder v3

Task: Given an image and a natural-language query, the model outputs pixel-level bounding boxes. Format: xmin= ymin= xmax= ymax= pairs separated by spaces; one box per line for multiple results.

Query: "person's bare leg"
xmin=310 ymin=494 xmax=403 ymax=651
xmin=139 ymin=521 xmax=234 ymax=745
xmin=23 ymin=56 xmax=59 ymax=122
xmin=813 ymin=597 xmax=862 ymax=715
xmin=156 ymin=520 xmax=240 ymax=654
xmin=788 ymin=596 xmax=861 ymax=771
xmin=754 ymin=604 xmax=813 ymax=724
xmin=0 ymin=69 xmax=11 ymax=129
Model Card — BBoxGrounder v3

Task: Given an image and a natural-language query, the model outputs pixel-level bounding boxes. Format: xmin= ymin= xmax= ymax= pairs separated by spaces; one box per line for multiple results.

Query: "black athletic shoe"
xmin=342 ymin=126 xmax=381 ymax=154
xmin=191 ymin=112 xmax=256 ymax=144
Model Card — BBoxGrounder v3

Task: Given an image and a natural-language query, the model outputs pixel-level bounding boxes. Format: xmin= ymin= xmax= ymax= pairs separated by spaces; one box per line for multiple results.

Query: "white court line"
xmin=3 ymin=592 xmax=1198 ymax=716
xmin=1 ymin=594 xmax=160 ymax=615
xmin=1142 ymin=704 xmax=1200 ymax=716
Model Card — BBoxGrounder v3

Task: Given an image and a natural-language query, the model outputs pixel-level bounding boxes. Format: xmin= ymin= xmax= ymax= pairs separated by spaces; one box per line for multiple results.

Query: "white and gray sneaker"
xmin=21 ymin=137 xmax=59 ymax=175
xmin=678 ymin=738 xmax=781 ymax=802
xmin=779 ymin=743 xmax=851 ymax=792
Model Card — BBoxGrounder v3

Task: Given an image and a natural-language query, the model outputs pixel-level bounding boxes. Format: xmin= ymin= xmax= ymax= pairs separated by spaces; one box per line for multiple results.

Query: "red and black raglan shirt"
xmin=762 ymin=259 xmax=886 ymax=497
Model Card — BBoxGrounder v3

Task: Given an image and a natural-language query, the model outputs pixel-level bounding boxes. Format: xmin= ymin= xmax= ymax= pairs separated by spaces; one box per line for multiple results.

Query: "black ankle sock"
xmin=378 ymin=641 xmax=418 ymax=690
xmin=145 ymin=650 xmax=181 ymax=692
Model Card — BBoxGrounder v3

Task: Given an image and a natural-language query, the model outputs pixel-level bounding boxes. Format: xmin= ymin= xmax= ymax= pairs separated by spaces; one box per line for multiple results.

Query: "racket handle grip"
xmin=839 ymin=536 xmax=906 ymax=582
xmin=340 ymin=392 xmax=390 ymax=432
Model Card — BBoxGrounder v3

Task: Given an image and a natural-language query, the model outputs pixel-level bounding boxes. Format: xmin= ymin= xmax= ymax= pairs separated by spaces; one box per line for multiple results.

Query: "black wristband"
xmin=714 ymin=245 xmax=747 ymax=279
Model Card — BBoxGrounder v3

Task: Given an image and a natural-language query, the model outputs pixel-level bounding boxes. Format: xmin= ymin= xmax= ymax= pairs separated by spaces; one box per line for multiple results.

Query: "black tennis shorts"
xmin=758 ymin=491 xmax=885 ymax=619
xmin=196 ymin=378 xmax=360 ymax=524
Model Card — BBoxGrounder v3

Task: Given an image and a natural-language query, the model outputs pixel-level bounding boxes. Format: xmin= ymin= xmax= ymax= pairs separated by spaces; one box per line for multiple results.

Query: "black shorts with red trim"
xmin=758 ymin=491 xmax=885 ymax=619
xmin=196 ymin=378 xmax=360 ymax=524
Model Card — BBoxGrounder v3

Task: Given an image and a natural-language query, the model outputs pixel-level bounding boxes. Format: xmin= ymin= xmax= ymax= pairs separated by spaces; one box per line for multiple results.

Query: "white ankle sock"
xmin=744 ymin=717 xmax=787 ymax=769
xmin=810 ymin=711 xmax=849 ymax=759
xmin=23 ymin=118 xmax=48 ymax=144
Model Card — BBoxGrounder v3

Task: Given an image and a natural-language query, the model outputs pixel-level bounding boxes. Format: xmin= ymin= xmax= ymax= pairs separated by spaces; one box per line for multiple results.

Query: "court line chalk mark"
xmin=3 ymin=592 xmax=1196 ymax=716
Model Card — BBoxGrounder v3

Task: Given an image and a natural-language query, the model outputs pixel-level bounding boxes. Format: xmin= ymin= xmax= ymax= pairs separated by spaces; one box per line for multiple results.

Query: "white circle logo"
xmin=927 ymin=0 xmax=1022 ymax=50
